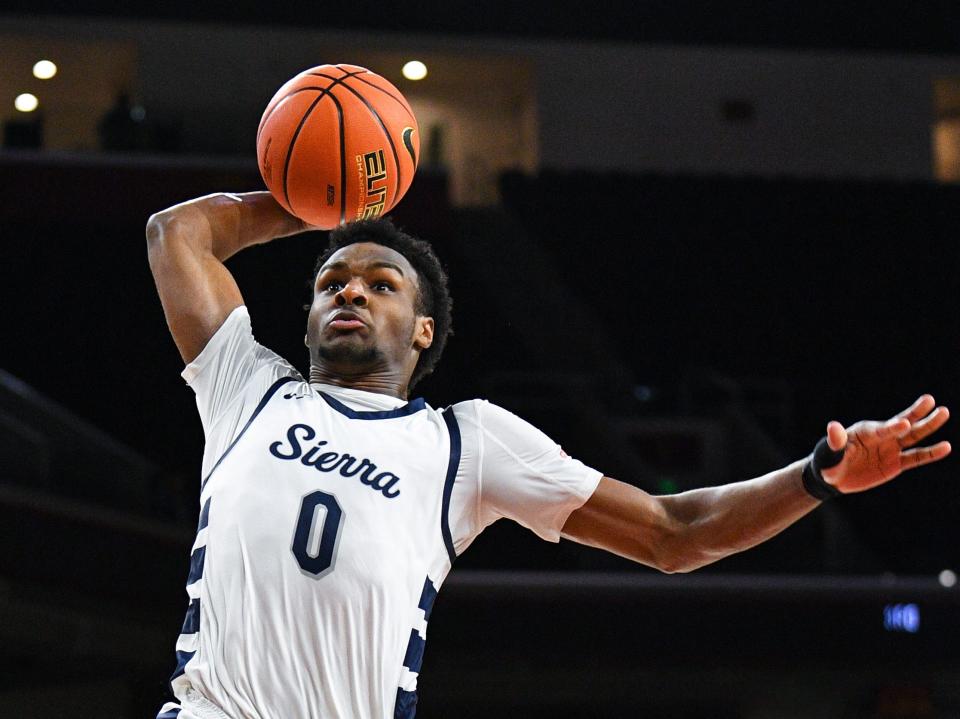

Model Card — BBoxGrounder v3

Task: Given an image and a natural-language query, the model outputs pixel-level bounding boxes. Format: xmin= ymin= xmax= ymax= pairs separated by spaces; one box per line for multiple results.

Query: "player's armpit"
xmin=560 ymin=476 xmax=685 ymax=573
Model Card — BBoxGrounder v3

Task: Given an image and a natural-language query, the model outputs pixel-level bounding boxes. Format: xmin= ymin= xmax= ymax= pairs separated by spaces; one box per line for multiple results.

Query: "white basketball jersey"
xmin=160 ymin=375 xmax=460 ymax=719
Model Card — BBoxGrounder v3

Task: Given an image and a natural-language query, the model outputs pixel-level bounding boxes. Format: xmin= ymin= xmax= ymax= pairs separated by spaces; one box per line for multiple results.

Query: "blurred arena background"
xmin=1 ymin=2 xmax=959 ymax=716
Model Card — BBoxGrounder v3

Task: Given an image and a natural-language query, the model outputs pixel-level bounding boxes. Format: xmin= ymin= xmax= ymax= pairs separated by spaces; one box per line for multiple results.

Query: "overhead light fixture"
xmin=15 ymin=93 xmax=39 ymax=112
xmin=402 ymin=61 xmax=427 ymax=81
xmin=33 ymin=60 xmax=57 ymax=80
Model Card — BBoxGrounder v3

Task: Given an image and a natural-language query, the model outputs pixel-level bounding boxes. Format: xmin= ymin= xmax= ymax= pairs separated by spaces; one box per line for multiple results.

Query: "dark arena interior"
xmin=1 ymin=2 xmax=959 ymax=717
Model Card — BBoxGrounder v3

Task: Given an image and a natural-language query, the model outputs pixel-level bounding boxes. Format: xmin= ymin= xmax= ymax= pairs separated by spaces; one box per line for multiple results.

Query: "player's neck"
xmin=308 ymin=365 xmax=409 ymax=400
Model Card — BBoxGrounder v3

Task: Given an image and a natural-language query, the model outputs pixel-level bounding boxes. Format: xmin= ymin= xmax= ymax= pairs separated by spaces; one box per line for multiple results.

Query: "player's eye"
xmin=322 ymin=281 xmax=344 ymax=292
xmin=372 ymin=281 xmax=394 ymax=291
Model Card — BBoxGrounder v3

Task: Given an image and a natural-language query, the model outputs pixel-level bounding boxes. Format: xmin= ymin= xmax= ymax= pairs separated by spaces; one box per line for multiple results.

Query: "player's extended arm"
xmin=146 ymin=191 xmax=310 ymax=363
xmin=562 ymin=395 xmax=950 ymax=573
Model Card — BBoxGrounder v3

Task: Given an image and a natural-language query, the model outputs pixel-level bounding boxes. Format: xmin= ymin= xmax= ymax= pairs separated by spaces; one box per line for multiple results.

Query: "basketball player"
xmin=147 ymin=191 xmax=951 ymax=719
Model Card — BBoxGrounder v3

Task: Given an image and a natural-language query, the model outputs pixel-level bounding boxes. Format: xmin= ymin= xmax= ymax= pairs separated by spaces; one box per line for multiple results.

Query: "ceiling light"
xmin=33 ymin=60 xmax=57 ymax=80
xmin=402 ymin=61 xmax=427 ymax=81
xmin=15 ymin=93 xmax=39 ymax=112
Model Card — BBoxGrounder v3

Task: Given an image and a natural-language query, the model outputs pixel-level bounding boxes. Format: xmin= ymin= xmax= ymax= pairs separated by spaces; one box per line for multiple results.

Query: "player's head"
xmin=306 ymin=218 xmax=453 ymax=394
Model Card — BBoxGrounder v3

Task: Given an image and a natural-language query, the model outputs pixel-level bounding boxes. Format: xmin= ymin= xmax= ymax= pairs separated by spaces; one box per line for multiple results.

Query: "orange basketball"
xmin=256 ymin=64 xmax=420 ymax=229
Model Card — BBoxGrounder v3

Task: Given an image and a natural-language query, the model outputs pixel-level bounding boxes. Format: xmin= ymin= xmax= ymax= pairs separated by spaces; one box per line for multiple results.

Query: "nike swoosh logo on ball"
xmin=402 ymin=127 xmax=417 ymax=167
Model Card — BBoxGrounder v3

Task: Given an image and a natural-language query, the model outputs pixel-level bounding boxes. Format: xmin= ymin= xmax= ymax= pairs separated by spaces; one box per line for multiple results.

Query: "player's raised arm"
xmin=146 ymin=191 xmax=310 ymax=363
xmin=562 ymin=395 xmax=951 ymax=573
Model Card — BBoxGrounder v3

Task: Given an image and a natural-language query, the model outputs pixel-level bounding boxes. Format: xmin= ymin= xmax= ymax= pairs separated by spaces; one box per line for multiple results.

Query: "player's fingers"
xmin=900 ymin=441 xmax=952 ymax=470
xmin=896 ymin=395 xmax=935 ymax=423
xmin=847 ymin=419 xmax=904 ymax=447
xmin=898 ymin=406 xmax=950 ymax=448
xmin=826 ymin=421 xmax=847 ymax=451
xmin=873 ymin=417 xmax=911 ymax=440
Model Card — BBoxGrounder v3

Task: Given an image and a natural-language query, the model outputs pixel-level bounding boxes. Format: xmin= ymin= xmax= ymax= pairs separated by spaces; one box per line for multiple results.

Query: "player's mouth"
xmin=327 ymin=310 xmax=368 ymax=331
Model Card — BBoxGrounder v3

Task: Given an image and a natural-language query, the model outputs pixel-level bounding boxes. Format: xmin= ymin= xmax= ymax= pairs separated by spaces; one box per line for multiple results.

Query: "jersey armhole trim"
xmin=472 ymin=402 xmax=485 ymax=536
xmin=451 ymin=403 xmax=488 ymax=538
xmin=440 ymin=407 xmax=462 ymax=565
xmin=200 ymin=376 xmax=298 ymax=491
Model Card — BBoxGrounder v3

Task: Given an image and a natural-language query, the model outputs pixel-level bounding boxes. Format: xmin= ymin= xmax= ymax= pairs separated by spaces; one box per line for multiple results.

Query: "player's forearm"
xmin=146 ymin=191 xmax=307 ymax=261
xmin=656 ymin=459 xmax=820 ymax=572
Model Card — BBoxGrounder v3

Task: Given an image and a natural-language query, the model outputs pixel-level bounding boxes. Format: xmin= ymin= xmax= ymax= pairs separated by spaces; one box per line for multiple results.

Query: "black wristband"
xmin=801 ymin=436 xmax=844 ymax=501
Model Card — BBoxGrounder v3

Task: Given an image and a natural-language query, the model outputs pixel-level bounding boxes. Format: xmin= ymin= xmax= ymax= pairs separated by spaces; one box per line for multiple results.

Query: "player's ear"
xmin=414 ymin=316 xmax=434 ymax=350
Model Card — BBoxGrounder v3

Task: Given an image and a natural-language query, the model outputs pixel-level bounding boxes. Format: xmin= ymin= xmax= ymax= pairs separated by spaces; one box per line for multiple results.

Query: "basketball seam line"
xmin=281 ymin=92 xmax=329 ymax=216
xmin=327 ymin=92 xmax=347 ymax=225
xmin=348 ymin=75 xmax=417 ymax=123
xmin=280 ymin=73 xmax=362 ymax=218
xmin=258 ymin=68 xmax=367 ymax=143
xmin=310 ymin=71 xmax=405 ymax=213
xmin=258 ymin=87 xmax=328 ymax=145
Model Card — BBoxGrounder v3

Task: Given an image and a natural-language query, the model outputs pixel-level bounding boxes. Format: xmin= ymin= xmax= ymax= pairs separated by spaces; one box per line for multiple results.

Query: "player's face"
xmin=306 ymin=242 xmax=433 ymax=379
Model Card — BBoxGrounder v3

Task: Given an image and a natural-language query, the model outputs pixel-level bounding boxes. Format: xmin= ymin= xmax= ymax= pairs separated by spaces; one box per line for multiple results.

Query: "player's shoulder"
xmin=217 ymin=304 xmax=302 ymax=376
xmin=442 ymin=397 xmax=487 ymax=419
xmin=441 ymin=398 xmax=530 ymax=432
xmin=184 ymin=303 xmax=304 ymax=419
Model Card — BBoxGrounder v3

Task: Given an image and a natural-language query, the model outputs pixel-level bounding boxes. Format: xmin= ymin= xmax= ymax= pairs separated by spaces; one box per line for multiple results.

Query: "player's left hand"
xmin=821 ymin=394 xmax=951 ymax=494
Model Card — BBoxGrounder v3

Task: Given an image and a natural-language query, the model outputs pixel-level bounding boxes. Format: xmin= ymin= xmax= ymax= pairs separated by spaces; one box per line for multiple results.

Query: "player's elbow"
xmin=146 ymin=209 xmax=180 ymax=250
xmin=654 ymin=558 xmax=690 ymax=574
xmin=653 ymin=530 xmax=732 ymax=574
xmin=622 ymin=523 xmax=699 ymax=574
xmin=657 ymin=554 xmax=711 ymax=574
xmin=146 ymin=212 xmax=169 ymax=255
xmin=651 ymin=546 xmax=702 ymax=574
xmin=646 ymin=507 xmax=707 ymax=574
xmin=147 ymin=196 xmax=215 ymax=247
xmin=650 ymin=532 xmax=723 ymax=573
xmin=146 ymin=208 xmax=204 ymax=269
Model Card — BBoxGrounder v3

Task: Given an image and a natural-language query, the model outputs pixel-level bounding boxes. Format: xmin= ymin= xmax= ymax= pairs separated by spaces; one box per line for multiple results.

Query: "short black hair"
xmin=312 ymin=218 xmax=453 ymax=391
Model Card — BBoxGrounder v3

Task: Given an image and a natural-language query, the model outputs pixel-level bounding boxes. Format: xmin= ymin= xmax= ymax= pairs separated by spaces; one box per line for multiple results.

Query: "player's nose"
xmin=335 ymin=278 xmax=367 ymax=306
